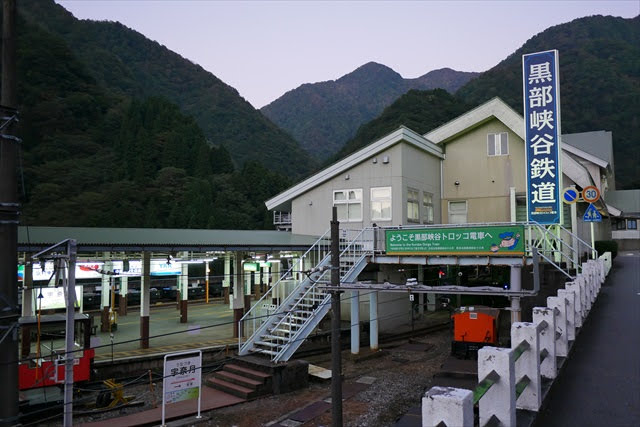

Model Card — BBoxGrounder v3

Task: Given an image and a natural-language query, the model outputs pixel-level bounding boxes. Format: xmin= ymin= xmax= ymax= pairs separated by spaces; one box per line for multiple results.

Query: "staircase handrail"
xmin=271 ymin=230 xmax=373 ymax=361
xmin=554 ymin=222 xmax=597 ymax=259
xmin=238 ymin=229 xmax=331 ymax=349
xmin=525 ymin=222 xmax=579 ymax=278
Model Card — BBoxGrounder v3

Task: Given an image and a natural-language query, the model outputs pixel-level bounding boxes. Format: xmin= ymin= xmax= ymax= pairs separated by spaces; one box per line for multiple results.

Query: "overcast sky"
xmin=57 ymin=1 xmax=638 ymax=108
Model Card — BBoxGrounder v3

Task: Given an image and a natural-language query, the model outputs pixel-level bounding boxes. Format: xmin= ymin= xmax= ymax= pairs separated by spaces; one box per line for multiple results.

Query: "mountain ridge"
xmin=261 ymin=62 xmax=479 ymax=160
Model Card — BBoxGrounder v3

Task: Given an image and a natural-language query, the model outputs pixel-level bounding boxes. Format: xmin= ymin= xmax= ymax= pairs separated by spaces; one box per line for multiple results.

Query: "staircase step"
xmin=255 ymin=340 xmax=282 ymax=348
xmin=249 ymin=347 xmax=278 ymax=356
xmin=214 ymin=370 xmax=262 ymax=389
xmin=263 ymin=334 xmax=289 ymax=341
xmin=206 ymin=377 xmax=256 ymax=399
xmin=224 ymin=363 xmax=271 ymax=381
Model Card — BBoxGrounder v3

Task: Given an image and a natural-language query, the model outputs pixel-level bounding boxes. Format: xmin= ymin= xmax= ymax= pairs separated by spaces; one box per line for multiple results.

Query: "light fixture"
xmin=372 ymin=157 xmax=378 ymax=164
xmin=455 ymin=181 xmax=460 ymax=186
xmin=345 ymin=174 xmax=350 ymax=180
xmin=382 ymin=156 xmax=389 ymax=164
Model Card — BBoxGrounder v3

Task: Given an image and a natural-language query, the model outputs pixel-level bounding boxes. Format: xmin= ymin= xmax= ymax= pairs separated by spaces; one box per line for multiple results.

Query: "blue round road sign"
xmin=562 ymin=187 xmax=578 ymax=204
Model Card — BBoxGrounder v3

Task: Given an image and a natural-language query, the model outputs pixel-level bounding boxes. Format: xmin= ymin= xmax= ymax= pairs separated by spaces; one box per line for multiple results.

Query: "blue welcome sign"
xmin=523 ymin=50 xmax=562 ymax=224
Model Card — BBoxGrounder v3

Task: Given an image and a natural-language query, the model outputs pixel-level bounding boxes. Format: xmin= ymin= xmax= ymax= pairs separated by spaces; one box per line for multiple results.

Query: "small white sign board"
xmin=162 ymin=350 xmax=202 ymax=426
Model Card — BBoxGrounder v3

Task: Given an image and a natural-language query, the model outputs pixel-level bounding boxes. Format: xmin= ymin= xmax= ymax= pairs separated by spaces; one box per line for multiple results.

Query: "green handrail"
xmin=473 ymin=370 xmax=500 ymax=404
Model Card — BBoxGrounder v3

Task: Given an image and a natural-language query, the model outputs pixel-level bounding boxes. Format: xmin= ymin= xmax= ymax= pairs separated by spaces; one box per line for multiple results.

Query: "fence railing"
xmin=422 ymin=254 xmax=608 ymax=426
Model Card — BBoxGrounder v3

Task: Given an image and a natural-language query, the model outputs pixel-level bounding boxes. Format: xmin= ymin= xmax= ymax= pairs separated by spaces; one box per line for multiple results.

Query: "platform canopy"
xmin=18 ymin=226 xmax=319 ymax=253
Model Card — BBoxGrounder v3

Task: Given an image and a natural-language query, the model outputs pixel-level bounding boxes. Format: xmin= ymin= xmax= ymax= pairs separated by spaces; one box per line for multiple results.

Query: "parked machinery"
xmin=451 ymin=305 xmax=500 ymax=359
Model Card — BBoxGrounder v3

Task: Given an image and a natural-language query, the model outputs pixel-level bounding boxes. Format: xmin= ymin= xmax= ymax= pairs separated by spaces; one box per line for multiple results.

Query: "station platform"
xmin=89 ymin=300 xmax=236 ymax=361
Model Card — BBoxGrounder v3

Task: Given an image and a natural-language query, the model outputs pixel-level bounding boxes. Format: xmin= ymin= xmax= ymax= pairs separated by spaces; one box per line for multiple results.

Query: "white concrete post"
xmin=533 ymin=307 xmax=557 ymax=379
xmin=101 ymin=253 xmax=112 ymax=309
xmin=511 ymin=322 xmax=541 ymax=411
xmin=417 ymin=266 xmax=425 ymax=316
xmin=120 ymin=275 xmax=128 ymax=297
xmin=351 ymin=291 xmax=359 ymax=355
xmin=140 ymin=252 xmax=151 ymax=318
xmin=223 ymin=253 xmax=231 ymax=288
xmin=547 ymin=296 xmax=568 ymax=357
xmin=558 ymin=289 xmax=576 ymax=341
xmin=565 ymin=283 xmax=583 ymax=328
xmin=180 ymin=254 xmax=189 ymax=301
xmin=422 ymin=386 xmax=474 ymax=427
xmin=478 ymin=347 xmax=516 ymax=426
xmin=575 ymin=275 xmax=589 ymax=317
xmin=370 ymin=291 xmax=378 ymax=351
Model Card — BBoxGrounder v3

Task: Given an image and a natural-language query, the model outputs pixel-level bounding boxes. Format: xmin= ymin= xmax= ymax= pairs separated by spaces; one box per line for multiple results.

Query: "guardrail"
xmin=422 ymin=253 xmax=609 ymax=426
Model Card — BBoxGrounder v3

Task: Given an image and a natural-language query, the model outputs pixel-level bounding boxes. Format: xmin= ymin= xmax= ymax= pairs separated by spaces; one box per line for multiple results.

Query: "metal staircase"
xmin=526 ymin=222 xmax=595 ymax=279
xmin=238 ymin=228 xmax=373 ymax=362
xmin=238 ymin=223 xmax=593 ymax=362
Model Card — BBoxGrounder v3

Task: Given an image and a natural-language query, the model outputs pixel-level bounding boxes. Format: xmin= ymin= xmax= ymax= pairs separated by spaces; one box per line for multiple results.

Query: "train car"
xmin=18 ymin=313 xmax=95 ymax=391
xmin=451 ymin=305 xmax=500 ymax=359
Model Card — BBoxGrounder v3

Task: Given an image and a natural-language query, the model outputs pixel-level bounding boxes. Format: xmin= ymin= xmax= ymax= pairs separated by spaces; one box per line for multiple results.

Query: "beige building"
xmin=267 ymin=97 xmax=619 ymax=251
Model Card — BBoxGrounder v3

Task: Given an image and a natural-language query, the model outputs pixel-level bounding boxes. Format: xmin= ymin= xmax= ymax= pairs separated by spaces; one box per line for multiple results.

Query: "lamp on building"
xmin=455 ymin=181 xmax=460 ymax=186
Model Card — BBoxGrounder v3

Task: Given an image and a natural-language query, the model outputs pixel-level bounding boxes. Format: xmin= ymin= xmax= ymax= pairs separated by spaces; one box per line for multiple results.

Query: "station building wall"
xmin=291 ymin=141 xmax=442 ymax=237
xmin=441 ymin=118 xmax=526 ymax=224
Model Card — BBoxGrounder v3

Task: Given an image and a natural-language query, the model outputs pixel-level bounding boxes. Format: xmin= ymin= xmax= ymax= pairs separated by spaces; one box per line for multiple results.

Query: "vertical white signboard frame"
xmin=162 ymin=350 xmax=202 ymax=426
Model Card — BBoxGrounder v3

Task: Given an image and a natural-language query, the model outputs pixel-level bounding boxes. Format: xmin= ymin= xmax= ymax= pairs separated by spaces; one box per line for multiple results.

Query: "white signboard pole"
xmin=161 ymin=350 xmax=202 ymax=426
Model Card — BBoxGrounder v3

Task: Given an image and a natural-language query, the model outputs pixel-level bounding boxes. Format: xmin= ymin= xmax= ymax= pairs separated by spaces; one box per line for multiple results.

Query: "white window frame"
xmin=407 ymin=188 xmax=420 ymax=223
xmin=422 ymin=192 xmax=434 ymax=224
xmin=370 ymin=187 xmax=392 ymax=221
xmin=448 ymin=200 xmax=468 ymax=224
xmin=333 ymin=189 xmax=363 ymax=222
xmin=487 ymin=132 xmax=509 ymax=156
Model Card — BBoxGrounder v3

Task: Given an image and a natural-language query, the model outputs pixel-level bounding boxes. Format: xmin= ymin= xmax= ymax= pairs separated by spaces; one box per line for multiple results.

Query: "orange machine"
xmin=451 ymin=306 xmax=500 ymax=358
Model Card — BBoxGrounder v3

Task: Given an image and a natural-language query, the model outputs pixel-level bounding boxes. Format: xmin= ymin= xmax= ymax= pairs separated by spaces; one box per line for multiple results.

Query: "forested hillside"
xmin=20 ymin=0 xmax=314 ymax=176
xmin=330 ymin=89 xmax=471 ymax=163
xmin=8 ymin=11 xmax=290 ymax=229
xmin=336 ymin=15 xmax=639 ymax=189
xmin=262 ymin=62 xmax=478 ymax=160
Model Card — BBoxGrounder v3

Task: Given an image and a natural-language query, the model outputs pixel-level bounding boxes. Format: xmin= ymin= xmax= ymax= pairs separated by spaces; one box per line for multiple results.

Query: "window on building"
xmin=407 ymin=188 xmax=420 ymax=223
xmin=371 ymin=187 xmax=392 ymax=221
xmin=488 ymin=132 xmax=509 ymax=156
xmin=449 ymin=201 xmax=468 ymax=224
xmin=333 ymin=189 xmax=362 ymax=222
xmin=422 ymin=192 xmax=434 ymax=224
xmin=627 ymin=219 xmax=637 ymax=230
xmin=616 ymin=219 xmax=627 ymax=230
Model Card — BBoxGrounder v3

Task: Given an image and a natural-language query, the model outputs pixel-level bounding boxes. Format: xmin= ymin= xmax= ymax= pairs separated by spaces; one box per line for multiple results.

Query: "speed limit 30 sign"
xmin=582 ymin=186 xmax=601 ymax=203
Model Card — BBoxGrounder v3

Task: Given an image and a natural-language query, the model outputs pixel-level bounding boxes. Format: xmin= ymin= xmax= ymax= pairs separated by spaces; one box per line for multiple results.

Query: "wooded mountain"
xmin=261 ymin=62 xmax=478 ymax=160
xmin=336 ymin=15 xmax=639 ymax=189
xmin=7 ymin=3 xmax=292 ymax=229
xmin=20 ymin=0 xmax=314 ymax=176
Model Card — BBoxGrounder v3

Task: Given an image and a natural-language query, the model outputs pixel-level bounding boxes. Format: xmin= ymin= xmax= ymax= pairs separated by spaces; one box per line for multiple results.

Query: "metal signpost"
xmin=582 ymin=185 xmax=602 ymax=259
xmin=385 ymin=225 xmax=525 ymax=256
xmin=162 ymin=350 xmax=202 ymax=426
xmin=523 ymin=50 xmax=562 ymax=225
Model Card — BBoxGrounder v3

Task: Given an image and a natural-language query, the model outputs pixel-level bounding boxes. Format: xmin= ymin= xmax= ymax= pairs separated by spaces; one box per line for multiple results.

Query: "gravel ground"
xmin=61 ymin=327 xmax=450 ymax=427
xmin=204 ymin=328 xmax=451 ymax=427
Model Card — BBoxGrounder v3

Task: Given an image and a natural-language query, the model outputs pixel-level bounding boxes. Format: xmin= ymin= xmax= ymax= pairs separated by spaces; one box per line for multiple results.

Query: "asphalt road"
xmin=535 ymin=251 xmax=640 ymax=427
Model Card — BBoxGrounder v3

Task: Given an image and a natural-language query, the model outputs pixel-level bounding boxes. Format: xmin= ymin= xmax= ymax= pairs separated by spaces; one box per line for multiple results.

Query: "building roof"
xmin=561 ymin=131 xmax=614 ymax=167
xmin=18 ymin=226 xmax=319 ymax=252
xmin=424 ymin=97 xmax=525 ymax=144
xmin=265 ymin=126 xmax=443 ymax=211
xmin=605 ymin=190 xmax=640 ymax=215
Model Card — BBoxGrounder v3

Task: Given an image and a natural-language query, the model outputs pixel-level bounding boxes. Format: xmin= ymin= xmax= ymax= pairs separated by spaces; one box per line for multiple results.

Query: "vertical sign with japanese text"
xmin=162 ymin=350 xmax=202 ymax=425
xmin=523 ymin=50 xmax=562 ymax=224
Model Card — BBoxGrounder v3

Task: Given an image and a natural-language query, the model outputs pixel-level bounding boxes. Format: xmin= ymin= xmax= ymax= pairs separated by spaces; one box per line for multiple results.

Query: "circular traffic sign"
xmin=582 ymin=185 xmax=600 ymax=203
xmin=562 ymin=187 xmax=579 ymax=204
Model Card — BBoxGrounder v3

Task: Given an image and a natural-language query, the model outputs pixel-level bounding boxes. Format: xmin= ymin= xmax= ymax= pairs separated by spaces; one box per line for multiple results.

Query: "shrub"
xmin=595 ymin=240 xmax=618 ymax=259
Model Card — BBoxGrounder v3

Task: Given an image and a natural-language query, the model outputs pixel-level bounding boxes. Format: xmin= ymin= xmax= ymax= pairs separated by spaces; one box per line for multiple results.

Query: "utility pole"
xmin=0 ymin=0 xmax=19 ymax=425
xmin=330 ymin=207 xmax=343 ymax=426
